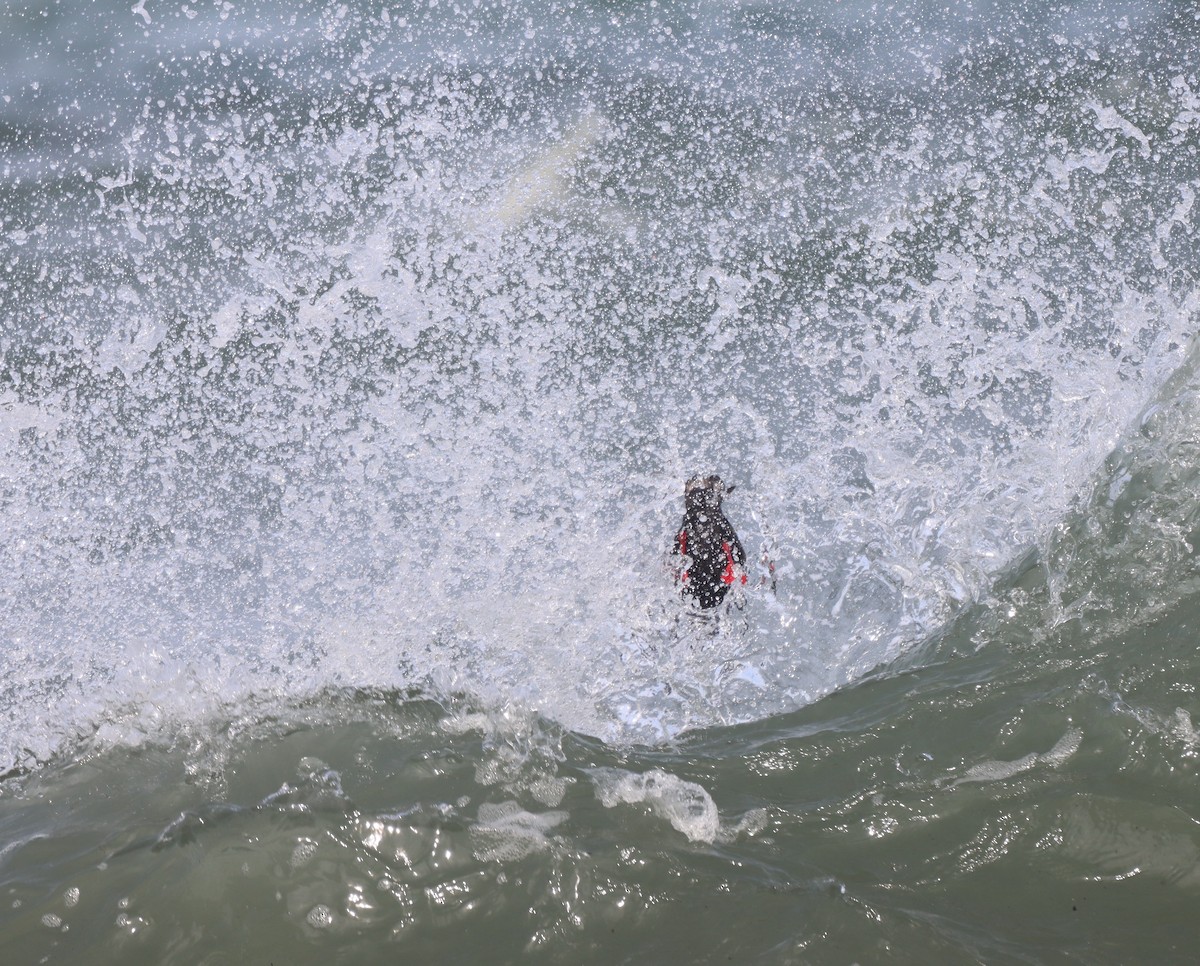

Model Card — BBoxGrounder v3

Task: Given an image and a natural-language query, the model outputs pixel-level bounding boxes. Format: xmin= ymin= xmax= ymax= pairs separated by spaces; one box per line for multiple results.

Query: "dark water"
xmin=3 ymin=1 xmax=1200 ymax=962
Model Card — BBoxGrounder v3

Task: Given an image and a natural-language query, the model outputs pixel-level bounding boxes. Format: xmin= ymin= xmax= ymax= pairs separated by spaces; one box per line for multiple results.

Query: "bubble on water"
xmin=306 ymin=904 xmax=334 ymax=929
xmin=291 ymin=838 xmax=319 ymax=868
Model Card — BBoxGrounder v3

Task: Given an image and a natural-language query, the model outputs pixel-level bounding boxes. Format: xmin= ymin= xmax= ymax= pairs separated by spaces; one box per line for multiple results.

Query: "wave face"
xmin=2 ymin=1 xmax=1200 ymax=961
xmin=3 ymin=0 xmax=1196 ymax=755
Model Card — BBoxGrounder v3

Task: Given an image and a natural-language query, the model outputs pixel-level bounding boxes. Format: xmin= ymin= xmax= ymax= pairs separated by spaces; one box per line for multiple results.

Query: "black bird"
xmin=672 ymin=475 xmax=746 ymax=608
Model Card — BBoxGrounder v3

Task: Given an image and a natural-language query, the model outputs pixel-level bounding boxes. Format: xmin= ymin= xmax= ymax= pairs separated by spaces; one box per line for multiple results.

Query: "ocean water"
xmin=2 ymin=0 xmax=1200 ymax=961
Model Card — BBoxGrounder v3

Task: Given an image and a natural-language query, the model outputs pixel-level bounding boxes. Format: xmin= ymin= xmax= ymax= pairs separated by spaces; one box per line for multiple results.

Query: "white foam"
xmin=305 ymin=904 xmax=333 ymax=929
xmin=590 ymin=768 xmax=719 ymax=844
xmin=439 ymin=712 xmax=491 ymax=735
xmin=716 ymin=807 xmax=770 ymax=845
xmin=0 ymin=393 xmax=61 ymax=446
xmin=470 ymin=801 xmax=567 ymax=862
xmin=1169 ymin=708 xmax=1199 ymax=756
xmin=956 ymin=728 xmax=1082 ymax=785
xmin=290 ymin=838 xmax=319 ymax=869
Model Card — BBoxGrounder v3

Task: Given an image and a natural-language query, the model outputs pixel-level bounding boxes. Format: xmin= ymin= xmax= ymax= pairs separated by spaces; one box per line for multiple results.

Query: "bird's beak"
xmin=726 ymin=484 xmax=736 ymax=494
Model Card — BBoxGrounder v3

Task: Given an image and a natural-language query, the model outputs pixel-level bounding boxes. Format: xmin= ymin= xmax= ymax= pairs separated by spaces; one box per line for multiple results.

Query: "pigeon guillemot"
xmin=672 ymin=475 xmax=747 ymax=608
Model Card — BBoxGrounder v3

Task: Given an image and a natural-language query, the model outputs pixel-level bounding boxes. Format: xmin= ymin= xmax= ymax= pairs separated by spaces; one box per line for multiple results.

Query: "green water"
xmin=6 ymin=579 xmax=1200 ymax=964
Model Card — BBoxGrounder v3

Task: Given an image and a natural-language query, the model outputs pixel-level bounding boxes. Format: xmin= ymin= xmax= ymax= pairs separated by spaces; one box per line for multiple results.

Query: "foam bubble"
xmin=717 ymin=807 xmax=770 ymax=844
xmin=956 ymin=728 xmax=1082 ymax=785
xmin=290 ymin=838 xmax=319 ymax=869
xmin=470 ymin=801 xmax=568 ymax=862
xmin=591 ymin=768 xmax=720 ymax=844
xmin=306 ymin=904 xmax=333 ymax=929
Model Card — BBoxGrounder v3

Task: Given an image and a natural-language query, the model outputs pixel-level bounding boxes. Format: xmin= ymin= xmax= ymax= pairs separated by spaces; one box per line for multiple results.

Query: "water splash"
xmin=2 ymin=1 xmax=1198 ymax=764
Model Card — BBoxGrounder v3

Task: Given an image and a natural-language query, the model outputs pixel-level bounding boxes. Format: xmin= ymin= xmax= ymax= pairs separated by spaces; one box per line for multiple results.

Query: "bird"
xmin=672 ymin=475 xmax=747 ymax=609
